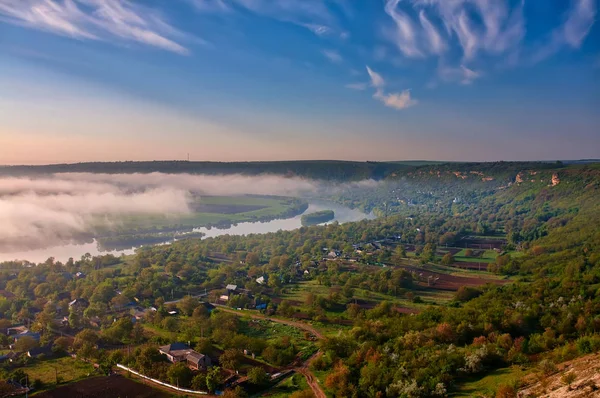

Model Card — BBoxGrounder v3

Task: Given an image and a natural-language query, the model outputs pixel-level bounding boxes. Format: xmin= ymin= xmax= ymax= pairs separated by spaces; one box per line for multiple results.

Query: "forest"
xmin=0 ymin=162 xmax=599 ymax=397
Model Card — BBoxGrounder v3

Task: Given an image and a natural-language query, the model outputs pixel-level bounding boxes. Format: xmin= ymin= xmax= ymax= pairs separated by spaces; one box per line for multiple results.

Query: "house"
xmin=89 ymin=316 xmax=102 ymax=328
xmin=6 ymin=326 xmax=28 ymax=336
xmin=133 ymin=309 xmax=147 ymax=320
xmin=186 ymin=351 xmax=211 ymax=370
xmin=159 ymin=343 xmax=211 ymax=370
xmin=75 ymin=272 xmax=85 ymax=279
xmin=226 ymin=284 xmax=237 ymax=292
xmin=327 ymin=251 xmax=340 ymax=259
xmin=256 ymin=276 xmax=265 ymax=285
xmin=69 ymin=298 xmax=89 ymax=310
xmin=15 ymin=331 xmax=41 ymax=342
xmin=27 ymin=345 xmax=53 ymax=359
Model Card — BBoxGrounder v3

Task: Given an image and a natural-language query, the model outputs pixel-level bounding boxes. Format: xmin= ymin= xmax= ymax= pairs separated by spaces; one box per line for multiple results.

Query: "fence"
xmin=116 ymin=364 xmax=208 ymax=395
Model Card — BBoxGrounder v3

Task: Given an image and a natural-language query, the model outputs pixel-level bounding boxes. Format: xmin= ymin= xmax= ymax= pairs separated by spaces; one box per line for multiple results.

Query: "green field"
xmin=22 ymin=356 xmax=96 ymax=386
xmin=109 ymin=195 xmax=307 ymax=231
xmin=94 ymin=195 xmax=308 ymax=250
xmin=450 ymin=249 xmax=499 ymax=263
xmin=452 ymin=366 xmax=526 ymax=397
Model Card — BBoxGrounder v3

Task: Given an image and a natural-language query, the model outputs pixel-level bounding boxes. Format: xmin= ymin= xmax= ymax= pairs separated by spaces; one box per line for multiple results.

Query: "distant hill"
xmin=0 ymin=160 xmax=407 ymax=181
xmin=0 ymin=160 xmax=585 ymax=182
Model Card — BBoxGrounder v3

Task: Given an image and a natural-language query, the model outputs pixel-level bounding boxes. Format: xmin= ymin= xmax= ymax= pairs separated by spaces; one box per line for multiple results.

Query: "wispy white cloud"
xmin=532 ymin=0 xmax=597 ymax=63
xmin=384 ymin=0 xmax=595 ymax=67
xmin=402 ymin=0 xmax=526 ymax=61
xmin=345 ymin=82 xmax=367 ymax=90
xmin=366 ymin=66 xmax=385 ymax=88
xmin=302 ymin=23 xmax=331 ymax=36
xmin=439 ymin=64 xmax=481 ymax=85
xmin=0 ymin=0 xmax=190 ymax=54
xmin=322 ymin=49 xmax=343 ymax=63
xmin=188 ymin=0 xmax=231 ymax=13
xmin=191 ymin=0 xmax=345 ymax=37
xmin=418 ymin=10 xmax=445 ymax=54
xmin=366 ymin=66 xmax=417 ymax=110
xmin=384 ymin=0 xmax=423 ymax=58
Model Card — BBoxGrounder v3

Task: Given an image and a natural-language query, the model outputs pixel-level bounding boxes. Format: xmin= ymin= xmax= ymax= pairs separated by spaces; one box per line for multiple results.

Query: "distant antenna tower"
xmin=187 ymin=153 xmax=190 ymax=162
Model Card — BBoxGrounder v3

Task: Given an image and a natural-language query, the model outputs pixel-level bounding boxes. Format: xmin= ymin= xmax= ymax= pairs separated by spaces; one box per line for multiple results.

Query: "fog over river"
xmin=0 ymin=172 xmax=377 ymax=263
xmin=0 ymin=200 xmax=372 ymax=264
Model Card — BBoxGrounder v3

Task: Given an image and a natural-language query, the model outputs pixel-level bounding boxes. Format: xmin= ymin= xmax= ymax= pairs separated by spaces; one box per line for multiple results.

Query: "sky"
xmin=0 ymin=0 xmax=598 ymax=164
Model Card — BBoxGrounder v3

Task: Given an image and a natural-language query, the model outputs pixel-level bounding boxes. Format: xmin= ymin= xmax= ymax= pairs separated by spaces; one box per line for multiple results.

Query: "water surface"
xmin=0 ymin=201 xmax=372 ymax=263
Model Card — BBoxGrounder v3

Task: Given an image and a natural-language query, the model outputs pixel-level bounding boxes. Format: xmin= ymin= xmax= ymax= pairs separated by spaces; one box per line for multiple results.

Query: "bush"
xmin=496 ymin=384 xmax=517 ymax=398
xmin=537 ymin=359 xmax=557 ymax=376
xmin=561 ymin=372 xmax=577 ymax=388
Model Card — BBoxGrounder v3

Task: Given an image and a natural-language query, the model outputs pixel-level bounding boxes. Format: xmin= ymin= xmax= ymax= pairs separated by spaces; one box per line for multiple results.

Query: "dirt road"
xmin=215 ymin=305 xmax=327 ymax=397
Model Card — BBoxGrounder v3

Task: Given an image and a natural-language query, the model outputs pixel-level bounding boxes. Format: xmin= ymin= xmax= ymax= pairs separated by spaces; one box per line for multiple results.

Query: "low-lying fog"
xmin=0 ymin=173 xmax=378 ymax=255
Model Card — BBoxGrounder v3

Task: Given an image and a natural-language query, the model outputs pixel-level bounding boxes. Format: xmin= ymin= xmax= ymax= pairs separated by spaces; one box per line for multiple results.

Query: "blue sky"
xmin=0 ymin=0 xmax=598 ymax=164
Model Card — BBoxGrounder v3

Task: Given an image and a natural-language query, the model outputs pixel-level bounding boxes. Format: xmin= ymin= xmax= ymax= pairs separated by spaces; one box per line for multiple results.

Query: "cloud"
xmin=400 ymin=0 xmax=526 ymax=61
xmin=439 ymin=64 xmax=481 ymax=85
xmin=384 ymin=0 xmax=423 ymax=58
xmin=366 ymin=66 xmax=385 ymax=88
xmin=188 ymin=0 xmax=231 ymax=13
xmin=322 ymin=49 xmax=343 ymax=63
xmin=532 ymin=0 xmax=597 ymax=62
xmin=191 ymin=0 xmax=345 ymax=37
xmin=0 ymin=0 xmax=190 ymax=54
xmin=365 ymin=66 xmax=417 ymax=110
xmin=418 ymin=10 xmax=445 ymax=54
xmin=0 ymin=172 xmax=380 ymax=252
xmin=374 ymin=89 xmax=418 ymax=110
xmin=345 ymin=82 xmax=368 ymax=90
xmin=302 ymin=23 xmax=331 ymax=36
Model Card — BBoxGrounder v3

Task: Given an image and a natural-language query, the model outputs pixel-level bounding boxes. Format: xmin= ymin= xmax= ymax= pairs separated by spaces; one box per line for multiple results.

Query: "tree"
xmin=220 ymin=348 xmax=242 ymax=370
xmin=441 ymin=252 xmax=455 ymax=265
xmin=73 ymin=329 xmax=99 ymax=349
xmin=247 ymin=366 xmax=269 ymax=385
xmin=392 ymin=245 xmax=407 ymax=264
xmin=53 ymin=336 xmax=71 ymax=353
xmin=177 ymin=296 xmax=199 ymax=316
xmin=205 ymin=366 xmax=222 ymax=393
xmin=195 ymin=338 xmax=213 ymax=354
xmin=455 ymin=286 xmax=482 ymax=302
xmin=325 ymin=361 xmax=353 ymax=398
xmin=222 ymin=386 xmax=248 ymax=398
xmin=245 ymin=252 xmax=260 ymax=266
xmin=290 ymin=390 xmax=316 ymax=398
xmin=15 ymin=336 xmax=38 ymax=352
xmin=421 ymin=243 xmax=436 ymax=264
xmin=167 ymin=362 xmax=193 ymax=388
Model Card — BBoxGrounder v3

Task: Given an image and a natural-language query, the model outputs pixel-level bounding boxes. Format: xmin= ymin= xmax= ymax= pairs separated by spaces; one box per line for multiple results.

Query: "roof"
xmin=186 ymin=351 xmax=206 ymax=364
xmin=28 ymin=346 xmax=53 ymax=357
xmin=159 ymin=342 xmax=189 ymax=354
xmin=226 ymin=284 xmax=237 ymax=291
xmin=69 ymin=298 xmax=88 ymax=307
xmin=16 ymin=331 xmax=40 ymax=341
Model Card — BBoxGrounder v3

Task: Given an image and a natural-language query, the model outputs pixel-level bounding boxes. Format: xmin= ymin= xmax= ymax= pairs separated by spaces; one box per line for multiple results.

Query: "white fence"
xmin=116 ymin=363 xmax=208 ymax=395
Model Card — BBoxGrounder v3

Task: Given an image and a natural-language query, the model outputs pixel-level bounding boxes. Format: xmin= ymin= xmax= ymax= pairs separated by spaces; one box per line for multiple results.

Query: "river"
xmin=0 ymin=200 xmax=373 ymax=264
